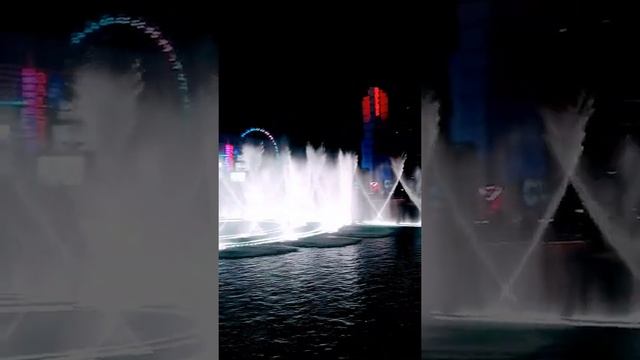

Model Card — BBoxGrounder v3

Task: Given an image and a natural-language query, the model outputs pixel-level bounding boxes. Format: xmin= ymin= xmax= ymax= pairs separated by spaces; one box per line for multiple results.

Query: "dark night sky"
xmin=1 ymin=3 xmax=455 ymax=154
xmin=3 ymin=1 xmax=640 ymax=155
xmin=218 ymin=9 xmax=455 ymax=152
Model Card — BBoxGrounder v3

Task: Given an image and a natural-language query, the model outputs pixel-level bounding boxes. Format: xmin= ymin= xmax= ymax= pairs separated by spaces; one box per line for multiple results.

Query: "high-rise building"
xmin=448 ymin=0 xmax=549 ymax=208
xmin=0 ymin=64 xmax=67 ymax=150
xmin=448 ymin=0 xmax=491 ymax=151
xmin=360 ymin=86 xmax=389 ymax=172
xmin=0 ymin=62 xmax=86 ymax=184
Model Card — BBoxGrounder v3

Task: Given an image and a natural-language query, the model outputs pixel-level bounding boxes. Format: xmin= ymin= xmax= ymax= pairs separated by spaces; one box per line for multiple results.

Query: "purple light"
xmin=225 ymin=144 xmax=235 ymax=171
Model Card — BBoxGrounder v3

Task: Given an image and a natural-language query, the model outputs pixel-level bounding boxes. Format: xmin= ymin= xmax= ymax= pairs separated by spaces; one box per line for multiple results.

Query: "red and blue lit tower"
xmin=20 ymin=67 xmax=48 ymax=150
xmin=361 ymin=87 xmax=389 ymax=171
xmin=1 ymin=63 xmax=66 ymax=152
xmin=224 ymin=143 xmax=235 ymax=171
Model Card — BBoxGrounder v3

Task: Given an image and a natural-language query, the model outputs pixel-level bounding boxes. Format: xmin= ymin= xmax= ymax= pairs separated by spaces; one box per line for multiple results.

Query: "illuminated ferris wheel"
xmin=240 ymin=127 xmax=279 ymax=155
xmin=69 ymin=15 xmax=190 ymax=110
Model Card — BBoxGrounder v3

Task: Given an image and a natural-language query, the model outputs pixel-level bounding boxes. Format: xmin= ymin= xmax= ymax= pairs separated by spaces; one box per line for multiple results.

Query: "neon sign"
xmin=370 ymin=181 xmax=381 ymax=193
xmin=21 ymin=67 xmax=47 ymax=149
xmin=363 ymin=87 xmax=389 ymax=123
xmin=362 ymin=96 xmax=371 ymax=123
xmin=374 ymin=87 xmax=381 ymax=117
xmin=225 ymin=143 xmax=234 ymax=171
xmin=380 ymin=89 xmax=389 ymax=121
xmin=478 ymin=185 xmax=504 ymax=214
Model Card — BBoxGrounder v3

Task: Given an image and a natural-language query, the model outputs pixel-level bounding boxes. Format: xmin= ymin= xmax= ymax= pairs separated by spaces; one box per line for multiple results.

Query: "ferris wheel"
xmin=70 ymin=15 xmax=190 ymax=110
xmin=240 ymin=127 xmax=279 ymax=155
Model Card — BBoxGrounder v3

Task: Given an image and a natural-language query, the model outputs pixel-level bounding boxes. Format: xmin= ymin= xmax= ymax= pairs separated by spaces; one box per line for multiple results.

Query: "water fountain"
xmin=219 ymin=144 xmax=359 ymax=249
xmin=219 ymin=137 xmax=422 ymax=252
xmin=1 ymin=66 xmax=219 ymax=359
xmin=423 ymin=92 xmax=640 ymax=328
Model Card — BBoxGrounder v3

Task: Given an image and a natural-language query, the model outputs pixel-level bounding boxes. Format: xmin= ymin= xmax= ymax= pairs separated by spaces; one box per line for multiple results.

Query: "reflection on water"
xmin=219 ymin=228 xmax=420 ymax=360
xmin=423 ymin=321 xmax=640 ymax=359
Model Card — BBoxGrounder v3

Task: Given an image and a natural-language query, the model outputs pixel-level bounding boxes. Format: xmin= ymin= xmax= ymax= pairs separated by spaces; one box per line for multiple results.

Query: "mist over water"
xmin=219 ymin=142 xmax=422 ymax=251
xmin=220 ymin=144 xmax=357 ymax=241
xmin=422 ymin=94 xmax=640 ymax=326
xmin=1 ymin=64 xmax=219 ymax=359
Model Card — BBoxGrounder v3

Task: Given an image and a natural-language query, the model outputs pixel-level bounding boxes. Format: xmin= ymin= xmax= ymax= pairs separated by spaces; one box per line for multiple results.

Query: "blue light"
xmin=0 ymin=100 xmax=25 ymax=107
xmin=69 ymin=14 xmax=191 ymax=111
xmin=240 ymin=128 xmax=279 ymax=154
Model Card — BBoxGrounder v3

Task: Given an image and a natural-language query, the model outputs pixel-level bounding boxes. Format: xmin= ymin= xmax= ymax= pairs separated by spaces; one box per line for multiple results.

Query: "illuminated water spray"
xmin=219 ymin=144 xmax=358 ymax=249
xmin=220 ymin=95 xmax=422 ymax=248
xmin=220 ymin=142 xmax=422 ymax=248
